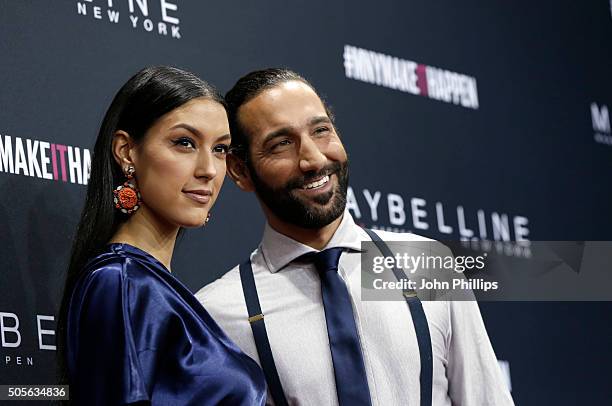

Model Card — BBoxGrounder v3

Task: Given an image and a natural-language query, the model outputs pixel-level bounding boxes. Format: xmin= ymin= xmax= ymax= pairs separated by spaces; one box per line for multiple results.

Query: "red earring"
xmin=114 ymin=166 xmax=141 ymax=215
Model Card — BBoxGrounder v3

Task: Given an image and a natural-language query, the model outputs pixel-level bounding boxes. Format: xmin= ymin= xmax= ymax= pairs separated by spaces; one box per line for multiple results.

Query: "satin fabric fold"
xmin=67 ymin=243 xmax=267 ymax=405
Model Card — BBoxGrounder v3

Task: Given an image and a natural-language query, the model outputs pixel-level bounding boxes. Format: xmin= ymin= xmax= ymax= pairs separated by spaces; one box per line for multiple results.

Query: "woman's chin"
xmin=177 ymin=213 xmax=210 ymax=228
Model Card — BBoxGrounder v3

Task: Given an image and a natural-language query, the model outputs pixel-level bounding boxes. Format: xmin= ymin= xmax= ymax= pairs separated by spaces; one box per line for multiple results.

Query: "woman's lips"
xmin=183 ymin=190 xmax=212 ymax=204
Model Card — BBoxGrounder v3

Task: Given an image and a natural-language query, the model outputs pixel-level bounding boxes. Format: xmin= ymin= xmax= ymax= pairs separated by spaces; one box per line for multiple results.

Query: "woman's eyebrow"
xmin=169 ymin=123 xmax=202 ymax=138
xmin=170 ymin=124 xmax=231 ymax=143
xmin=215 ymin=133 xmax=231 ymax=142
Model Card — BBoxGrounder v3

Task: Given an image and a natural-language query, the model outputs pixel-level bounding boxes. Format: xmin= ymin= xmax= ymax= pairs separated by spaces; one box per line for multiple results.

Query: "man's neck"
xmin=265 ymin=211 xmax=344 ymax=251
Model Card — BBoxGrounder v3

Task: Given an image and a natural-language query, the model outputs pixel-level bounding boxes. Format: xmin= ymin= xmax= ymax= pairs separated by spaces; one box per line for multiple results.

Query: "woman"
xmin=58 ymin=66 xmax=266 ymax=405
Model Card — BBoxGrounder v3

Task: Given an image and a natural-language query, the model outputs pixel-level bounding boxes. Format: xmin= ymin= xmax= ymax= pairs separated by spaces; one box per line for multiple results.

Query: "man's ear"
xmin=227 ymin=153 xmax=255 ymax=192
xmin=112 ymin=130 xmax=137 ymax=173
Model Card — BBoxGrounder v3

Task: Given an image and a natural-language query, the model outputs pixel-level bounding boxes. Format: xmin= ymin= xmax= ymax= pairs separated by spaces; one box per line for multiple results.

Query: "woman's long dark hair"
xmin=57 ymin=66 xmax=225 ymax=388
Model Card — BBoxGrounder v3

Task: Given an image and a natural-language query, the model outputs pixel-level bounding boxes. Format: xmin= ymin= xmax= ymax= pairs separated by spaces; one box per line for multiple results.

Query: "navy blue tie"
xmin=310 ymin=247 xmax=372 ymax=406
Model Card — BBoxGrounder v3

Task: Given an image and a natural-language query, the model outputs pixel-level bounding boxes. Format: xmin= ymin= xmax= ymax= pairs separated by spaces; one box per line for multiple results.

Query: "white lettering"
xmin=591 ymin=103 xmax=610 ymax=133
xmin=14 ymin=137 xmax=28 ymax=176
xmin=513 ymin=216 xmax=530 ymax=242
xmin=436 ymin=202 xmax=453 ymax=234
xmin=128 ymin=0 xmax=148 ymax=16
xmin=129 ymin=15 xmax=139 ymax=27
xmin=82 ymin=149 xmax=91 ymax=184
xmin=26 ymin=139 xmax=42 ymax=178
xmin=477 ymin=209 xmax=488 ymax=239
xmin=161 ymin=0 xmax=179 ymax=24
xmin=40 ymin=141 xmax=53 ymax=180
xmin=37 ymin=315 xmax=56 ymax=351
xmin=410 ymin=197 xmax=428 ymax=230
xmin=143 ymin=18 xmax=153 ymax=32
xmin=108 ymin=9 xmax=120 ymax=23
xmin=388 ymin=193 xmax=406 ymax=226
xmin=457 ymin=205 xmax=474 ymax=238
xmin=77 ymin=2 xmax=88 ymax=15
xmin=0 ymin=312 xmax=21 ymax=348
xmin=171 ymin=25 xmax=181 ymax=39
xmin=345 ymin=186 xmax=361 ymax=218
xmin=344 ymin=45 xmax=478 ymax=109
xmin=68 ymin=146 xmax=83 ymax=184
xmin=0 ymin=135 xmax=14 ymax=174
xmin=492 ymin=212 xmax=510 ymax=242
xmin=363 ymin=189 xmax=381 ymax=221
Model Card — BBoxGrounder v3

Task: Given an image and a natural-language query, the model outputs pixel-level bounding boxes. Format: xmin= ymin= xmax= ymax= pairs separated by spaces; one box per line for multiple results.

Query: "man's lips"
xmin=301 ymin=175 xmax=330 ymax=190
xmin=293 ymin=173 xmax=336 ymax=197
xmin=183 ymin=189 xmax=212 ymax=204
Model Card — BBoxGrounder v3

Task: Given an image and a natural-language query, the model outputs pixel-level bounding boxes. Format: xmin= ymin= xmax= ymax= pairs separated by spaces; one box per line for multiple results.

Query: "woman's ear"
xmin=112 ymin=130 xmax=136 ymax=173
xmin=227 ymin=153 xmax=255 ymax=192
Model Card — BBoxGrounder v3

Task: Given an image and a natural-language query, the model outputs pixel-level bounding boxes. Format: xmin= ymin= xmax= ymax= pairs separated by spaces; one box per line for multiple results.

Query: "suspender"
xmin=239 ymin=259 xmax=289 ymax=406
xmin=238 ymin=229 xmax=433 ymax=406
xmin=362 ymin=228 xmax=433 ymax=406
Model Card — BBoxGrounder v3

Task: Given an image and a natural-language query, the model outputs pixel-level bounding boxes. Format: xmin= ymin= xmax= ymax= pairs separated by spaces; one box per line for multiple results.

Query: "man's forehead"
xmin=239 ymin=81 xmax=327 ymax=128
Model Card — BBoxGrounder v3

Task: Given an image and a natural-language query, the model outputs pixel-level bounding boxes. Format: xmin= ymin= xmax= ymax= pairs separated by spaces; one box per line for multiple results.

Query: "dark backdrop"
xmin=1 ymin=1 xmax=611 ymax=404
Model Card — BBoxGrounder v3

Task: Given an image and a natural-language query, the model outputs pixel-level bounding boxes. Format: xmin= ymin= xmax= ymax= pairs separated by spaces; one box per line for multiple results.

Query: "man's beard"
xmin=248 ymin=160 xmax=349 ymax=229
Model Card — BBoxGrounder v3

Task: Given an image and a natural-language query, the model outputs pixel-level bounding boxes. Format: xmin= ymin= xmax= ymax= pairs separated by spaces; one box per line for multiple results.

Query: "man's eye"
xmin=213 ymin=144 xmax=230 ymax=154
xmin=271 ymin=139 xmax=292 ymax=151
xmin=173 ymin=137 xmax=196 ymax=149
xmin=314 ymin=126 xmax=330 ymax=134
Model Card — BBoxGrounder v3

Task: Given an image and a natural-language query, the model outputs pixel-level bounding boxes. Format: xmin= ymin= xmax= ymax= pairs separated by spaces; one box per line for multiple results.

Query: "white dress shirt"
xmin=196 ymin=211 xmax=514 ymax=406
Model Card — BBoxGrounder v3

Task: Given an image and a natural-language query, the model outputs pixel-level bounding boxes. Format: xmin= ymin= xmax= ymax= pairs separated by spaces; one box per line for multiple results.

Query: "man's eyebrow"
xmin=261 ymin=116 xmax=332 ymax=146
xmin=308 ymin=116 xmax=332 ymax=126
xmin=262 ymin=127 xmax=293 ymax=145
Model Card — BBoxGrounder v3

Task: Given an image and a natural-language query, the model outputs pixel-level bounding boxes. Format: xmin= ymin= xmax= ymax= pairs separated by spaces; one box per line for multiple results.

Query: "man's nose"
xmin=298 ymin=136 xmax=326 ymax=173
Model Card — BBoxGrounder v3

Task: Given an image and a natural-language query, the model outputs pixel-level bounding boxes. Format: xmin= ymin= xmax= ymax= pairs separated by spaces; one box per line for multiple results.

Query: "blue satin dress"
xmin=66 ymin=243 xmax=267 ymax=405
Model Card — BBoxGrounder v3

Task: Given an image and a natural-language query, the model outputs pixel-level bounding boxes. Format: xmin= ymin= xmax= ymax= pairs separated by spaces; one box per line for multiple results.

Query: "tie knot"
xmin=308 ymin=247 xmax=344 ymax=274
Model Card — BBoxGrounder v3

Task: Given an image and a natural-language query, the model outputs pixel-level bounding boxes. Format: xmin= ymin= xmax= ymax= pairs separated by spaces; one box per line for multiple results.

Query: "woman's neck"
xmin=109 ymin=207 xmax=179 ymax=271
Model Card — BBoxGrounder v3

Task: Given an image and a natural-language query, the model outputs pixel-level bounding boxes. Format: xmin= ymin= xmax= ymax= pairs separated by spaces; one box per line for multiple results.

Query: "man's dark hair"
xmin=225 ymin=68 xmax=335 ymax=160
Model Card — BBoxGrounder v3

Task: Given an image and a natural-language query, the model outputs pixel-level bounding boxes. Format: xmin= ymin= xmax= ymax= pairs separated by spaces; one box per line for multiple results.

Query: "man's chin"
xmin=253 ymin=168 xmax=348 ymax=229
xmin=290 ymin=190 xmax=335 ymax=207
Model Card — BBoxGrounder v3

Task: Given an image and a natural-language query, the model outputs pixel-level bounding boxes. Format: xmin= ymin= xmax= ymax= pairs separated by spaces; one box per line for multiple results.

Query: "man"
xmin=196 ymin=68 xmax=514 ymax=405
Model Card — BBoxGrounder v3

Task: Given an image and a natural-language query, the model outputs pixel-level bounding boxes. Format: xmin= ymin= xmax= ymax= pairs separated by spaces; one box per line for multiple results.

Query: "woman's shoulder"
xmin=83 ymin=242 xmax=165 ymax=277
xmin=72 ymin=244 xmax=155 ymax=302
xmin=80 ymin=243 xmax=192 ymax=308
xmin=72 ymin=244 xmax=178 ymax=320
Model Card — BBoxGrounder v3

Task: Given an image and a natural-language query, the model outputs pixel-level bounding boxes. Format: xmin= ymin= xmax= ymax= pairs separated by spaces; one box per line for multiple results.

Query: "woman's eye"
xmin=173 ymin=137 xmax=196 ymax=149
xmin=213 ymin=144 xmax=230 ymax=154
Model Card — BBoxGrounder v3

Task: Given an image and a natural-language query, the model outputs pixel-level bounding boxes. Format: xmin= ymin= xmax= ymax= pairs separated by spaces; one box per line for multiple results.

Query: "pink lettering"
xmin=416 ymin=64 xmax=428 ymax=96
xmin=55 ymin=144 xmax=68 ymax=182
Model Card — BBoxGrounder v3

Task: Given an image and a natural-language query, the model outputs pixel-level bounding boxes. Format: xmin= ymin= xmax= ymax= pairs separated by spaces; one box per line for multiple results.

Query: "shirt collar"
xmin=260 ymin=210 xmax=365 ymax=273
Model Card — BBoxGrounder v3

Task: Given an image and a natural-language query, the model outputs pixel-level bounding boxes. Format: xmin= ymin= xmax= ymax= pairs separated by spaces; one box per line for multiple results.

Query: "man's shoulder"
xmin=367 ymin=228 xmax=435 ymax=242
xmin=366 ymin=228 xmax=452 ymax=256
xmin=195 ymin=263 xmax=244 ymax=305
